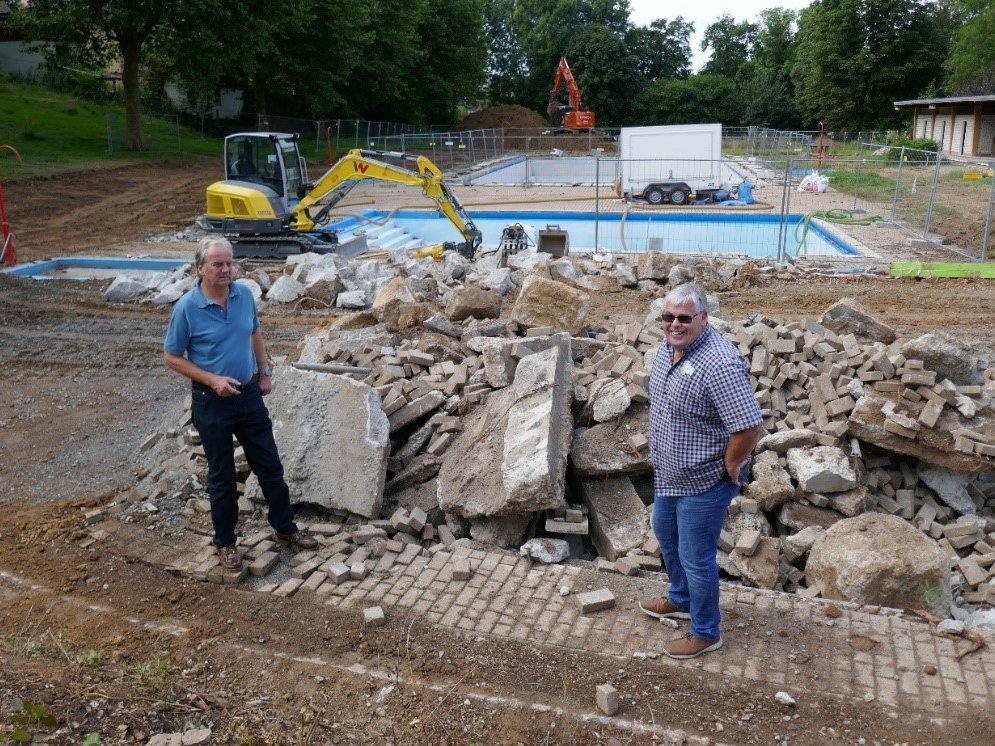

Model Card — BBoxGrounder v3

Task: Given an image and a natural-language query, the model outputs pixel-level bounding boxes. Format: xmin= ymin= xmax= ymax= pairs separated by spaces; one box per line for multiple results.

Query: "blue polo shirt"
xmin=164 ymin=280 xmax=259 ymax=384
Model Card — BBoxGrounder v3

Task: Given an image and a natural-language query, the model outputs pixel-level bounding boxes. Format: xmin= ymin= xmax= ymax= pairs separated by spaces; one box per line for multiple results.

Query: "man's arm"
xmin=724 ymin=424 xmax=763 ymax=486
xmin=251 ymin=329 xmax=273 ymax=395
xmin=163 ymin=351 xmax=242 ymax=397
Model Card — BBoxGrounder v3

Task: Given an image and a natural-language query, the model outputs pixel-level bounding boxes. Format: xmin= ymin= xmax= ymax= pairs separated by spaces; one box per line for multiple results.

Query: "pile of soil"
xmin=456 ymin=104 xmax=549 ymax=131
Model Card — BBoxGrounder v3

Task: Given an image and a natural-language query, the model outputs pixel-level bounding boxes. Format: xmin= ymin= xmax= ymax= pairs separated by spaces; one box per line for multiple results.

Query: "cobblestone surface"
xmin=115 ymin=521 xmax=994 ymax=719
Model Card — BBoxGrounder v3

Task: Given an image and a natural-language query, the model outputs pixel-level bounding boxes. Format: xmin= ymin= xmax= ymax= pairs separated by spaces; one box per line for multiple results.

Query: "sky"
xmin=627 ymin=0 xmax=815 ymax=72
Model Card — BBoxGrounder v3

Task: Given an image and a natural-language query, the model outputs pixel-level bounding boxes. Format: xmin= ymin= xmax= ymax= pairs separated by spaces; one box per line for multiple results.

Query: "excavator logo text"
xmin=354 ymin=162 xmax=369 ymax=174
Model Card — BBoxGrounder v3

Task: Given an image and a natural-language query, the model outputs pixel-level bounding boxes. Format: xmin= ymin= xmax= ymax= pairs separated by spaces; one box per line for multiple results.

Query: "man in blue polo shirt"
xmin=640 ymin=283 xmax=763 ymax=659
xmin=164 ymin=237 xmax=317 ymax=571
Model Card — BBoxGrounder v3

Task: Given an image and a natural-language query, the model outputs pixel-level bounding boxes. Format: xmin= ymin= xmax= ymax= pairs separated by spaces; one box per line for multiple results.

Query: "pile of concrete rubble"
xmin=116 ymin=248 xmax=994 ymax=626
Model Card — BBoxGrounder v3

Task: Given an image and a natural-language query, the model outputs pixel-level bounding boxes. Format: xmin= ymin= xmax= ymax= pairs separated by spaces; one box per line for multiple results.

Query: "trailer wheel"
xmin=645 ymin=186 xmax=665 ymax=205
xmin=669 ymin=189 xmax=689 ymax=206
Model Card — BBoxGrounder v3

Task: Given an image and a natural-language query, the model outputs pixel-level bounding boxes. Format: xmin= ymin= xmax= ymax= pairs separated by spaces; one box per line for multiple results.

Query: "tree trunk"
xmin=253 ymin=71 xmax=268 ymax=130
xmin=119 ymin=36 xmax=145 ymax=151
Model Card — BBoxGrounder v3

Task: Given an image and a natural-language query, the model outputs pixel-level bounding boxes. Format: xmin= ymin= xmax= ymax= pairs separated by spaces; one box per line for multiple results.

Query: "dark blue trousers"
xmin=191 ymin=382 xmax=297 ymax=548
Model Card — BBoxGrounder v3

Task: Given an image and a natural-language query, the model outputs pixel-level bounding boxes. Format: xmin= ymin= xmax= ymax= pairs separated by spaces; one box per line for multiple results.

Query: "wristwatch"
xmin=260 ymin=366 xmax=273 ymax=378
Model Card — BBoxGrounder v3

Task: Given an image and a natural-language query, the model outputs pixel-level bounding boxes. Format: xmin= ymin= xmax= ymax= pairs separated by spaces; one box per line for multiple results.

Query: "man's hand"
xmin=725 ymin=452 xmax=751 ymax=486
xmin=212 ymin=375 xmax=242 ymax=397
xmin=259 ymin=375 xmax=273 ymax=396
xmin=724 ymin=425 xmax=763 ymax=486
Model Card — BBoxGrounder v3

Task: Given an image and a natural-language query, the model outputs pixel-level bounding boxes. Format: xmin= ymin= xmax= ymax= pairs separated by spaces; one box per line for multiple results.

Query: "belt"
xmin=192 ymin=373 xmax=259 ymax=395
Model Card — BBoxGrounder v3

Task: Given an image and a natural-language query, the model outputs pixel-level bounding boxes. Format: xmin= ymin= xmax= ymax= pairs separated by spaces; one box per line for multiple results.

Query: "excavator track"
xmin=229 ymin=232 xmax=368 ymax=260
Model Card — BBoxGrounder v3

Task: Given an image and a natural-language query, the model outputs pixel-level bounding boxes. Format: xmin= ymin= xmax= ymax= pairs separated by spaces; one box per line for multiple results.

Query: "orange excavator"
xmin=546 ymin=56 xmax=595 ymax=132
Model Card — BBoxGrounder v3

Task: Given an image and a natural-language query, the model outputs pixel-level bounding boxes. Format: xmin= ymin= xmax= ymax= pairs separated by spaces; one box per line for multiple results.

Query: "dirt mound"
xmin=456 ymin=104 xmax=548 ymax=131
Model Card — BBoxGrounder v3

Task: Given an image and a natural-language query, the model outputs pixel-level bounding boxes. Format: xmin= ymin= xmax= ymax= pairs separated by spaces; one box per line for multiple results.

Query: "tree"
xmin=637 ymin=74 xmax=743 ymax=125
xmin=562 ymin=24 xmax=639 ymax=125
xmin=700 ymin=14 xmax=757 ymax=78
xmin=946 ymin=0 xmax=995 ymax=94
xmin=483 ymin=0 xmax=528 ymax=103
xmin=628 ymin=17 xmax=694 ymax=81
xmin=792 ymin=0 xmax=948 ymax=130
xmin=16 ymin=0 xmax=201 ymax=149
xmin=512 ymin=0 xmax=632 ymax=115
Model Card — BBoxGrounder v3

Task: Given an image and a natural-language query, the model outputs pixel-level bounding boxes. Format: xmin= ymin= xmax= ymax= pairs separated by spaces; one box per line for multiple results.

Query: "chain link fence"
xmin=100 ymin=111 xmax=995 ymax=260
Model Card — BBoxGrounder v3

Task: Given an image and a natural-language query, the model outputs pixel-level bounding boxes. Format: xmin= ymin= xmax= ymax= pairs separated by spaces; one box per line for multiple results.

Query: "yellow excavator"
xmin=201 ymin=132 xmax=482 ymax=259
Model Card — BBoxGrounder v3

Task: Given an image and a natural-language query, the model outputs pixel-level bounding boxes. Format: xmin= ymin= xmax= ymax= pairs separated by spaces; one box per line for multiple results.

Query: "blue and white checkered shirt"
xmin=648 ymin=326 xmax=763 ymax=497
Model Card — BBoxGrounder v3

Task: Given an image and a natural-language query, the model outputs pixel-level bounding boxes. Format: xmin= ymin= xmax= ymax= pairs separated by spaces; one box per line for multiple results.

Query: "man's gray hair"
xmin=195 ymin=236 xmax=234 ymax=266
xmin=664 ymin=282 xmax=707 ymax=313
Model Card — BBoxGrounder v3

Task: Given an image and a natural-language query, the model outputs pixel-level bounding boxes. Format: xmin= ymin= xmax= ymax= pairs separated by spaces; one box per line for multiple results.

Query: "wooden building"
xmin=894 ymin=95 xmax=995 ymax=158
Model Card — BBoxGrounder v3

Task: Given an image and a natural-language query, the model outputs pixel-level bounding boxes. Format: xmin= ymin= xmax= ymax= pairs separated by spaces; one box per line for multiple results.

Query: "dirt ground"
xmin=2 ymin=161 xmax=995 ymax=744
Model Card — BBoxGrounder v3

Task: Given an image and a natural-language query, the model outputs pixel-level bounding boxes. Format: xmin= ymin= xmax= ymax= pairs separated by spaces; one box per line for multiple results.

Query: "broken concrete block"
xmin=519 ymin=537 xmax=570 ymax=564
xmin=578 ymin=477 xmax=648 ymax=561
xmin=786 ymin=446 xmax=856 ymax=493
xmin=266 ymin=366 xmax=389 ymax=519
xmin=510 ymin=275 xmax=590 ymax=334
xmin=438 ymin=336 xmax=573 ymax=519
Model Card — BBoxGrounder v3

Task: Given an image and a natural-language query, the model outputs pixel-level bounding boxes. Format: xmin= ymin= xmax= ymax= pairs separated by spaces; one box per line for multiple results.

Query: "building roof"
xmin=895 ymin=95 xmax=995 ymax=107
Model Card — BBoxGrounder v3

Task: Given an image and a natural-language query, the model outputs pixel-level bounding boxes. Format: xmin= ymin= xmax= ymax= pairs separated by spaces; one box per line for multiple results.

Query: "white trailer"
xmin=618 ymin=124 xmax=723 ymax=205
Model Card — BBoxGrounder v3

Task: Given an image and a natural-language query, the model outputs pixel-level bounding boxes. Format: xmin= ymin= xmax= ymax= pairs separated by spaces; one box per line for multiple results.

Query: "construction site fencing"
xmin=432 ymin=152 xmax=995 ymax=261
xmin=105 ymin=112 xmax=184 ymax=154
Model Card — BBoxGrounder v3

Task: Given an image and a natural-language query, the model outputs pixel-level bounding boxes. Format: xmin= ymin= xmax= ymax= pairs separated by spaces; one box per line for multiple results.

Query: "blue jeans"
xmin=651 ymin=478 xmax=741 ymax=641
xmin=191 ymin=382 xmax=297 ymax=548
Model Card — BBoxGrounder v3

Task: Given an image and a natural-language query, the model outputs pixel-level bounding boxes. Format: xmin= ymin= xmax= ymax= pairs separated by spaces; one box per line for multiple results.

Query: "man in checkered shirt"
xmin=640 ymin=283 xmax=763 ymax=659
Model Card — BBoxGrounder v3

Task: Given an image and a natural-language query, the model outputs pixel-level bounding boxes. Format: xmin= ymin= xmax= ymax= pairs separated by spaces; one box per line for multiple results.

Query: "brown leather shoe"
xmin=274 ymin=529 xmax=319 ymax=550
xmin=663 ymin=633 xmax=722 ymax=659
xmin=215 ymin=543 xmax=242 ymax=571
xmin=638 ymin=597 xmax=691 ymax=620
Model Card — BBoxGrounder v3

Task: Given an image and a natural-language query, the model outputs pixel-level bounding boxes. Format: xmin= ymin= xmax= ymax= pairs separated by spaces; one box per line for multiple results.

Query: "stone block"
xmin=577 ymin=588 xmax=616 ymax=614
xmin=363 ymin=606 xmax=387 ymax=627
xmin=596 ymin=684 xmax=620 ymax=716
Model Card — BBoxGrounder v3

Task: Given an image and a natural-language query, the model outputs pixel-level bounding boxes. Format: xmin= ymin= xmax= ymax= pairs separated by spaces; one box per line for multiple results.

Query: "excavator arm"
xmin=291 ymin=149 xmax=482 ymax=258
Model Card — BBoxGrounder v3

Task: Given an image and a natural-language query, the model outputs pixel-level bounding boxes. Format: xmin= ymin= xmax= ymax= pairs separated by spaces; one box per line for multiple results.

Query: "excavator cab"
xmin=223 ymin=133 xmax=306 ymax=202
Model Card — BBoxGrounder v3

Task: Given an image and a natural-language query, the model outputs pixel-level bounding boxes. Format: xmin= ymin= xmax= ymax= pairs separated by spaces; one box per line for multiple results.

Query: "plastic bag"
xmin=798 ymin=173 xmax=829 ymax=193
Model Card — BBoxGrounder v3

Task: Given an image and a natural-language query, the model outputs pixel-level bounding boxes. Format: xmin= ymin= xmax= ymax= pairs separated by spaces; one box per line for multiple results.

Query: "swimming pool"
xmin=334 ymin=210 xmax=859 ymax=258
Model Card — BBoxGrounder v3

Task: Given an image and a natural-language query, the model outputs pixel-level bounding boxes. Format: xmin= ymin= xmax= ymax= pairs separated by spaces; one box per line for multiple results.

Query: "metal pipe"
xmin=923 ymin=150 xmax=941 ymax=238
xmin=291 ymin=362 xmax=372 ymax=375
xmin=983 ymin=165 xmax=995 ymax=262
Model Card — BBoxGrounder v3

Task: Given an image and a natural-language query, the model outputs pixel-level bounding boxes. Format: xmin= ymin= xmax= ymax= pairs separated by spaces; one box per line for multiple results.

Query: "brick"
xmin=349 ymin=562 xmax=369 ymax=581
xmin=273 ymin=579 xmax=303 ymax=598
xmin=735 ymin=530 xmax=762 ymax=556
xmin=452 ymin=559 xmax=472 ymax=581
xmin=959 ymin=556 xmax=988 ymax=587
xmin=247 ymin=551 xmax=278 ymax=577
xmin=577 ymin=588 xmax=616 ymax=614
xmin=596 ymin=684 xmax=619 ymax=715
xmin=363 ymin=606 xmax=387 ymax=627
xmin=324 ymin=562 xmax=351 ymax=584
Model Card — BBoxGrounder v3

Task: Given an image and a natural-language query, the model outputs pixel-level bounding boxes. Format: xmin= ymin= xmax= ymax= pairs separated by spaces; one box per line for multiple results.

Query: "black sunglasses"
xmin=661 ymin=312 xmax=701 ymax=324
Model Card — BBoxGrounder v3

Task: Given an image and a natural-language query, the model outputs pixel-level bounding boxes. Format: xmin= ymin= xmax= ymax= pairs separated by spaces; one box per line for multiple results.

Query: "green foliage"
xmin=128 ymin=657 xmax=173 ymax=687
xmin=81 ymin=734 xmax=102 ymax=746
xmin=700 ymin=13 xmax=757 ymax=78
xmin=627 ymin=17 xmax=693 ymax=80
xmin=5 ymin=699 xmax=58 ymax=742
xmin=791 ymin=0 xmax=949 ymax=130
xmin=886 ymin=134 xmax=939 ymax=152
xmin=0 ymin=77 xmax=218 ymax=179
xmin=635 ymin=74 xmax=742 ymax=126
xmin=945 ymin=0 xmax=995 ymax=93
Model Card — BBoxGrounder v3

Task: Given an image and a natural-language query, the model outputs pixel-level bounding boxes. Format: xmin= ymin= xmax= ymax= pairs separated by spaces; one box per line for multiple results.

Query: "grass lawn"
xmin=0 ymin=77 xmax=220 ymax=181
